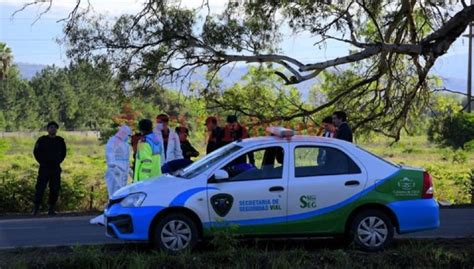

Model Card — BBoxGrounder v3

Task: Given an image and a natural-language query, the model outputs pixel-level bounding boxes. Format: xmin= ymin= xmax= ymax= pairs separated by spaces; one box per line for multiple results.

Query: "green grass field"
xmin=0 ymin=132 xmax=472 ymax=214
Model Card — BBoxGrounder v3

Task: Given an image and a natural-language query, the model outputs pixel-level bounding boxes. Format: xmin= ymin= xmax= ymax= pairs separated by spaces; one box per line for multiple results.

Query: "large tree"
xmin=17 ymin=0 xmax=474 ymax=139
xmin=0 ymin=43 xmax=13 ymax=81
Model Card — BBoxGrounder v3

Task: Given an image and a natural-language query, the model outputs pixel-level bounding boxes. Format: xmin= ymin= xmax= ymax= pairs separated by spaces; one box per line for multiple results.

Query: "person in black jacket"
xmin=205 ymin=116 xmax=224 ymax=154
xmin=33 ymin=121 xmax=67 ymax=216
xmin=175 ymin=126 xmax=199 ymax=160
xmin=332 ymin=111 xmax=353 ymax=143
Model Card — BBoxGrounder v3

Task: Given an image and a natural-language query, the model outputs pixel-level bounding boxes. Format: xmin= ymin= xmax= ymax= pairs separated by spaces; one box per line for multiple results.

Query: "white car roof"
xmin=238 ymin=135 xmax=356 ymax=148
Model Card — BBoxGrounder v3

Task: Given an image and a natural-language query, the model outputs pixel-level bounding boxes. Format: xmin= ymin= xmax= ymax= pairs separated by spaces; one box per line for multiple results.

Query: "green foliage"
xmin=28 ymin=60 xmax=124 ymax=131
xmin=2 ymin=240 xmax=474 ymax=268
xmin=425 ymin=163 xmax=472 ymax=204
xmin=0 ymin=169 xmax=107 ymax=213
xmin=0 ymin=42 xmax=13 ymax=80
xmin=429 ymin=112 xmax=474 ymax=149
xmin=0 ymin=66 xmax=40 ymax=130
xmin=204 ymin=66 xmax=308 ymax=132
xmin=209 ymin=224 xmax=240 ymax=254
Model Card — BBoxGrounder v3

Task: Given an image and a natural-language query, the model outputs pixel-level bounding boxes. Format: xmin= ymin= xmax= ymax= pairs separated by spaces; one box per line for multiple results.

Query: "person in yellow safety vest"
xmin=134 ymin=119 xmax=162 ymax=182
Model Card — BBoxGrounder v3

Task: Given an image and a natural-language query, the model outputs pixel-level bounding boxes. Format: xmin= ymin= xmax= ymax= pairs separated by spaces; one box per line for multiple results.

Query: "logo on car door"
xmin=211 ymin=193 xmax=234 ymax=217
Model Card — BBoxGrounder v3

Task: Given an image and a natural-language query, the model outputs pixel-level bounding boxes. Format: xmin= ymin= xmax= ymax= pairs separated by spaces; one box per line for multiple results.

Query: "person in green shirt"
xmin=134 ymin=119 xmax=162 ymax=182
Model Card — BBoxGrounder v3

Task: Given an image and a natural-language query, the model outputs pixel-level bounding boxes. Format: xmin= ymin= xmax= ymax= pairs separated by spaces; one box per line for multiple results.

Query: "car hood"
xmin=112 ymin=174 xmax=188 ymax=199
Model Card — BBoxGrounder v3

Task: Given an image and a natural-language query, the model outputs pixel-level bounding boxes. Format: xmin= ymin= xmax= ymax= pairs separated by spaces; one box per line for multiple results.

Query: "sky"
xmin=0 ymin=0 xmax=471 ymax=92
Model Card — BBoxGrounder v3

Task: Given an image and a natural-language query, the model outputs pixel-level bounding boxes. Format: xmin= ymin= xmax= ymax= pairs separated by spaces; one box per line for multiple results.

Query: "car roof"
xmin=237 ymin=135 xmax=356 ymax=149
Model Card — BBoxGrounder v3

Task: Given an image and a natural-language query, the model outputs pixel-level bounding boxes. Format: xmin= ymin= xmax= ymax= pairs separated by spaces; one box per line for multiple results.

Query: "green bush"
xmin=0 ymin=170 xmax=108 ymax=213
xmin=428 ymin=113 xmax=474 ymax=149
xmin=425 ymin=164 xmax=472 ymax=204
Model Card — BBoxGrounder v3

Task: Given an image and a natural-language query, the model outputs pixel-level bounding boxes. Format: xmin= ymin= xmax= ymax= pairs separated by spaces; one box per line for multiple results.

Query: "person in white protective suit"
xmin=90 ymin=125 xmax=131 ymax=225
xmin=104 ymin=125 xmax=132 ymax=197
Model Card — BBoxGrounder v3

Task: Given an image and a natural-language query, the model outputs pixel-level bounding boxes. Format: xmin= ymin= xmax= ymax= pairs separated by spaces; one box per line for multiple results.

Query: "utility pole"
xmin=466 ymin=0 xmax=473 ymax=113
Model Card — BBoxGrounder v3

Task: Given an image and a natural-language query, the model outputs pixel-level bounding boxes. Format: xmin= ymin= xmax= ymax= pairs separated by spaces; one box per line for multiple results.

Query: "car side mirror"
xmin=209 ymin=169 xmax=229 ymax=183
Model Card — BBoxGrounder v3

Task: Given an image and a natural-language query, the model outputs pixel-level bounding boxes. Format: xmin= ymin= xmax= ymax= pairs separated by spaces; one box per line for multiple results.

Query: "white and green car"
xmin=105 ymin=127 xmax=439 ymax=252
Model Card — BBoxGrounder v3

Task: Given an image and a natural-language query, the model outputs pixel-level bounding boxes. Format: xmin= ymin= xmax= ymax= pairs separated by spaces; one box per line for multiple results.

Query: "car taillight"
xmin=422 ymin=172 xmax=434 ymax=199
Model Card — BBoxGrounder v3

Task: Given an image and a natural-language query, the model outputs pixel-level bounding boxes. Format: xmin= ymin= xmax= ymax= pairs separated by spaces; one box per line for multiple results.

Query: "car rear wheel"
xmin=349 ymin=209 xmax=394 ymax=251
xmin=152 ymin=213 xmax=198 ymax=253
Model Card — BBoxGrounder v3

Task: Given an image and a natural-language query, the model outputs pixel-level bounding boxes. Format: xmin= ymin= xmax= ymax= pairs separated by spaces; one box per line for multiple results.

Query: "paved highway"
xmin=0 ymin=208 xmax=473 ymax=249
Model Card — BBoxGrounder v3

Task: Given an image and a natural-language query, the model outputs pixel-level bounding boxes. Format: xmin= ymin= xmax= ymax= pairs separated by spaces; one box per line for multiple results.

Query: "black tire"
xmin=152 ymin=213 xmax=198 ymax=253
xmin=348 ymin=209 xmax=394 ymax=251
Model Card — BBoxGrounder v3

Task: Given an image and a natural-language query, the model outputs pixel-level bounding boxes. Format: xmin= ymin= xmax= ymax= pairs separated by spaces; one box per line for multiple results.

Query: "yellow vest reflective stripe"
xmin=133 ymin=141 xmax=162 ymax=182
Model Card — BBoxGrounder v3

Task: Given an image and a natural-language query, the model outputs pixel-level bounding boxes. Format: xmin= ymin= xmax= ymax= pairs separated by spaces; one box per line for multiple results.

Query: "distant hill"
xmin=16 ymin=55 xmax=467 ymax=99
xmin=15 ymin=62 xmax=47 ymax=80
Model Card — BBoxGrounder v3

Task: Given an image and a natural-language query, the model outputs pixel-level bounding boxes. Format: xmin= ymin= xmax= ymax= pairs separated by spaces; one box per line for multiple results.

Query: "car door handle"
xmin=269 ymin=186 xmax=284 ymax=192
xmin=345 ymin=180 xmax=360 ymax=186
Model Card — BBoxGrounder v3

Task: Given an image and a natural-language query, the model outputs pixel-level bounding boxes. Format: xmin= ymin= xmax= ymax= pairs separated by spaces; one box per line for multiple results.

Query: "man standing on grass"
xmin=33 ymin=121 xmax=67 ymax=216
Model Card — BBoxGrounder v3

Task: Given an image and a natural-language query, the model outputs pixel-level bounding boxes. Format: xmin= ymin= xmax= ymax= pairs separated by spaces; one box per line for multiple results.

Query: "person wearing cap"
xmin=205 ymin=116 xmax=224 ymax=154
xmin=32 ymin=121 xmax=67 ymax=216
xmin=155 ymin=114 xmax=183 ymax=165
xmin=175 ymin=126 xmax=199 ymax=160
xmin=134 ymin=119 xmax=162 ymax=182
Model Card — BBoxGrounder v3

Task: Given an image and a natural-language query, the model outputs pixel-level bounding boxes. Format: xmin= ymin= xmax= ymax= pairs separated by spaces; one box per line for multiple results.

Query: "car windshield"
xmin=179 ymin=143 xmax=243 ymax=179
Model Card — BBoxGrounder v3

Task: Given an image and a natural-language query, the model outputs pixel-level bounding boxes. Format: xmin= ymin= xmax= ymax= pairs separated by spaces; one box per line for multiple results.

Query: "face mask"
xmin=156 ymin=123 xmax=164 ymax=130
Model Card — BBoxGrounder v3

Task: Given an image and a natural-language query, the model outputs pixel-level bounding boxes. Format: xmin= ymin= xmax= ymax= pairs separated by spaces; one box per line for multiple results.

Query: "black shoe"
xmin=48 ymin=206 xmax=57 ymax=216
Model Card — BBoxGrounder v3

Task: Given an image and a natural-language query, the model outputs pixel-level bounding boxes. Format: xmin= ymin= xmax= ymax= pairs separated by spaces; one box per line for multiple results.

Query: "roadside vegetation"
xmin=1 ymin=238 xmax=473 ymax=268
xmin=0 ymin=132 xmax=473 ymax=214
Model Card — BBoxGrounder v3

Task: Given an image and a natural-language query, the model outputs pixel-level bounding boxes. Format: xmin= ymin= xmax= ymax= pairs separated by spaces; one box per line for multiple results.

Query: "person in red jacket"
xmin=222 ymin=115 xmax=249 ymax=144
xmin=222 ymin=115 xmax=254 ymax=165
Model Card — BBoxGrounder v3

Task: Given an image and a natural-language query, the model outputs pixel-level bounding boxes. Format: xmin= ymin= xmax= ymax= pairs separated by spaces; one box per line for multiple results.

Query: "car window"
xmin=180 ymin=143 xmax=242 ymax=179
xmin=294 ymin=146 xmax=361 ymax=177
xmin=220 ymin=146 xmax=284 ymax=182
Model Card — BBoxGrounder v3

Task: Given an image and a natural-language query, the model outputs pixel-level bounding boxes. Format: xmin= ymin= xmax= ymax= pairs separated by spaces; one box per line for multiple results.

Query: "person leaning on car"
xmin=33 ymin=121 xmax=67 ymax=216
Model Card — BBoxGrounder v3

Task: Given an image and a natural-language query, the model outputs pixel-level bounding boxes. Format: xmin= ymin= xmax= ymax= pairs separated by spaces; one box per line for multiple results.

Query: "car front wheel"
xmin=152 ymin=213 xmax=198 ymax=253
xmin=349 ymin=209 xmax=394 ymax=251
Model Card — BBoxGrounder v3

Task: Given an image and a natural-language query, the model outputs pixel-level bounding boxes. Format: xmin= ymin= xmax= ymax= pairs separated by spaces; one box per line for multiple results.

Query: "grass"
xmin=1 ymin=239 xmax=473 ymax=268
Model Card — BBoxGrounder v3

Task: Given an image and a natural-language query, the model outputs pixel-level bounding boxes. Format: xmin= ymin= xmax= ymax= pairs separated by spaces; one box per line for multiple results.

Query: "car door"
xmin=286 ymin=143 xmax=367 ymax=234
xmin=206 ymin=144 xmax=289 ymax=235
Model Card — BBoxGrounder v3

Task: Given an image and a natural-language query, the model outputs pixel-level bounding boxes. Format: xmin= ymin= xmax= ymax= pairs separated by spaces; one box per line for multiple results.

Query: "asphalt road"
xmin=0 ymin=208 xmax=473 ymax=249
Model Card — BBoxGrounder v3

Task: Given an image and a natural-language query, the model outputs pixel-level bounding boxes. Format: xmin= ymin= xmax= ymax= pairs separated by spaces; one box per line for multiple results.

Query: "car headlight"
xmin=120 ymin=192 xmax=147 ymax=207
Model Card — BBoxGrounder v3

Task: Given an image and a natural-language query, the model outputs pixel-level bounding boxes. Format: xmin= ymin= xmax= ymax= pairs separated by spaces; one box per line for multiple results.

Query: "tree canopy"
xmin=14 ymin=0 xmax=474 ymax=139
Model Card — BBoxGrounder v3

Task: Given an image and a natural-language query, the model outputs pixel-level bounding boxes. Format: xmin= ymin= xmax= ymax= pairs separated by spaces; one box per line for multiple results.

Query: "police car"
xmin=105 ymin=127 xmax=439 ymax=252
